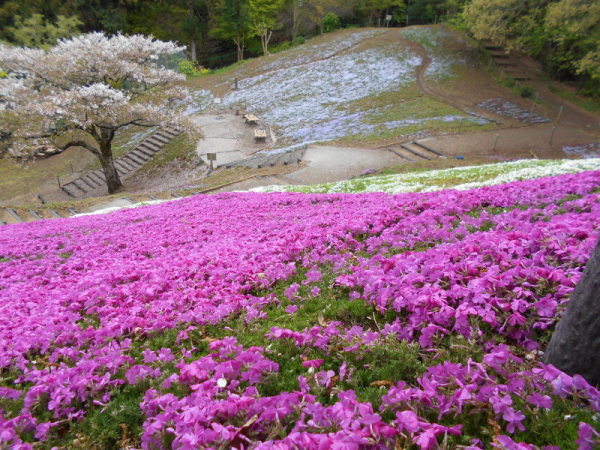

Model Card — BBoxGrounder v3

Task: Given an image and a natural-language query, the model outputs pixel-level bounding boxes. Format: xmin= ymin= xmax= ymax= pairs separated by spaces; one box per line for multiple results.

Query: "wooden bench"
xmin=254 ymin=129 xmax=267 ymax=142
xmin=244 ymin=114 xmax=259 ymax=125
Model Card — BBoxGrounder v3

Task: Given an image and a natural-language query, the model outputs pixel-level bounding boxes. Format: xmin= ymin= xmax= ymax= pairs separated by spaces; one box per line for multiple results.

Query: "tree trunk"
xmin=262 ymin=30 xmax=272 ymax=56
xmin=191 ymin=40 xmax=197 ymax=62
xmin=545 ymin=237 xmax=600 ymax=387
xmin=292 ymin=2 xmax=299 ymax=40
xmin=235 ymin=31 xmax=245 ymax=62
xmin=98 ymin=130 xmax=122 ymax=195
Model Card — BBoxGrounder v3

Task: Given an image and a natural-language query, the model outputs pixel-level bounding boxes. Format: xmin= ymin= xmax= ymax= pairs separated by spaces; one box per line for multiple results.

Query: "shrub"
xmin=292 ymin=36 xmax=306 ymax=46
xmin=519 ymin=86 xmax=535 ymax=98
xmin=322 ymin=13 xmax=340 ymax=33
xmin=177 ymin=59 xmax=209 ymax=77
xmin=271 ymin=36 xmax=307 ymax=54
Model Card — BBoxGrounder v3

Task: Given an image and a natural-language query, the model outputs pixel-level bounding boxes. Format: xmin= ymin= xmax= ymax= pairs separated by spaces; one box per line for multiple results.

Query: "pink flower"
xmin=302 ymin=359 xmax=324 ymax=369
xmin=285 ymin=305 xmax=299 ymax=314
xmin=526 ymin=393 xmax=552 ymax=409
xmin=576 ymin=422 xmax=600 ymax=450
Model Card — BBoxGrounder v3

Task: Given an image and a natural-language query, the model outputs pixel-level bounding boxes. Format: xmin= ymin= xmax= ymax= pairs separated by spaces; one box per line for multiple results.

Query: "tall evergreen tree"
xmin=212 ymin=0 xmax=252 ymax=61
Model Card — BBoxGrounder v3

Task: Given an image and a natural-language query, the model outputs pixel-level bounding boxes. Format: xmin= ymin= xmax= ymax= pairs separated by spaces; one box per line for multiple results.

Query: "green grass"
xmin=135 ymin=133 xmax=198 ymax=175
xmin=338 ymin=87 xmax=493 ymax=143
xmin=548 ymin=84 xmax=600 ymax=114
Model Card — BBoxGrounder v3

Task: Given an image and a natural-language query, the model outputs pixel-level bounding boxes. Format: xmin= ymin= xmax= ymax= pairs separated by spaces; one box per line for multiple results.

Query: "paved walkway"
xmin=192 ymin=113 xmax=269 ymax=166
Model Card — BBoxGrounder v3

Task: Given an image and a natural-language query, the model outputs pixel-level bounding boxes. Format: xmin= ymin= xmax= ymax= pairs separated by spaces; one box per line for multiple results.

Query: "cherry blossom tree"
xmin=0 ymin=33 xmax=196 ymax=194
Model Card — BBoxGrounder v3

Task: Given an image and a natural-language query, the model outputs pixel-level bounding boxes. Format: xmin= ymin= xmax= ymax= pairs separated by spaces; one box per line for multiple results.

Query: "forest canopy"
xmin=0 ymin=0 xmax=598 ymax=93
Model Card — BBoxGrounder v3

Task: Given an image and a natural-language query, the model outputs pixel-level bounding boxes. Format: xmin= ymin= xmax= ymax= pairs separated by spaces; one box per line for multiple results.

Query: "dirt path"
xmin=403 ymin=35 xmax=509 ymax=127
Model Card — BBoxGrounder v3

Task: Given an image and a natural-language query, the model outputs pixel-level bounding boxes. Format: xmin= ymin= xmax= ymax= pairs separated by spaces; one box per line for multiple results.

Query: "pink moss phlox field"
xmin=0 ymin=171 xmax=599 ymax=448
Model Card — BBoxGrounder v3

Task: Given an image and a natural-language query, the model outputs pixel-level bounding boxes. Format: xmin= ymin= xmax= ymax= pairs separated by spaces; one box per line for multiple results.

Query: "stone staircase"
xmin=220 ymin=145 xmax=306 ymax=170
xmin=483 ymin=42 xmax=531 ymax=82
xmin=0 ymin=206 xmax=81 ymax=225
xmin=60 ymin=125 xmax=183 ymax=198
xmin=0 ymin=195 xmax=165 ymax=225
xmin=385 ymin=140 xmax=448 ymax=162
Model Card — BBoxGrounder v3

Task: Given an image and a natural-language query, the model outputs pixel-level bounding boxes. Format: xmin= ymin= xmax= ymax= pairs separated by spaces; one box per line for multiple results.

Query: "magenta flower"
xmin=302 ymin=359 xmax=324 ymax=369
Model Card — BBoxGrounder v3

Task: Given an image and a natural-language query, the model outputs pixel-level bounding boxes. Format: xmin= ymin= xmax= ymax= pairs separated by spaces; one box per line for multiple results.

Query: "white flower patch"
xmin=399 ymin=27 xmax=466 ymax=80
xmin=251 ymin=159 xmax=600 ymax=194
xmin=182 ymin=89 xmax=214 ymax=116
xmin=562 ymin=143 xmax=600 ymax=159
xmin=225 ymin=48 xmax=422 ymax=145
xmin=260 ymin=30 xmax=387 ymax=72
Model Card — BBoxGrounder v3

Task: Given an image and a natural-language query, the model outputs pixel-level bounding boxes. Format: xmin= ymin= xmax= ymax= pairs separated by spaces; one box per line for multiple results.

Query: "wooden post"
xmin=556 ymin=105 xmax=564 ymax=124
xmin=70 ymin=162 xmax=74 ymax=173
xmin=56 ymin=176 xmax=61 ymax=189
xmin=549 ymin=126 xmax=557 ymax=145
xmin=493 ymin=134 xmax=500 ymax=152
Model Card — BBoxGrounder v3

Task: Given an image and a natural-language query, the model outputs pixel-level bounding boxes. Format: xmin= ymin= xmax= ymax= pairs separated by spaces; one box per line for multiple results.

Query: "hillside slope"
xmin=191 ymin=26 xmax=501 ymax=150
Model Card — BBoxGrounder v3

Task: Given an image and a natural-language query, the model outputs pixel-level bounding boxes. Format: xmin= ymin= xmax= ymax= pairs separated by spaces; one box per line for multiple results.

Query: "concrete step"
xmin=155 ymin=131 xmax=175 ymax=141
xmin=412 ymin=141 xmax=447 ymax=158
xmin=135 ymin=146 xmax=155 ymax=158
xmin=144 ymin=139 xmax=165 ymax=149
xmin=400 ymin=143 xmax=432 ymax=160
xmin=161 ymin=127 xmax=181 ymax=136
xmin=89 ymin=170 xmax=106 ymax=183
xmin=116 ymin=159 xmax=136 ymax=171
xmin=61 ymin=183 xmax=79 ymax=198
xmin=27 ymin=209 xmax=42 ymax=220
xmin=114 ymin=161 xmax=131 ymax=175
xmin=5 ymin=208 xmax=23 ymax=223
xmin=121 ymin=156 xmax=142 ymax=169
xmin=125 ymin=152 xmax=147 ymax=166
xmin=387 ymin=146 xmax=413 ymax=161
xmin=138 ymin=142 xmax=160 ymax=153
xmin=130 ymin=150 xmax=150 ymax=162
xmin=72 ymin=179 xmax=90 ymax=193
xmin=78 ymin=176 xmax=98 ymax=190
xmin=62 ymin=182 xmax=85 ymax=198
xmin=150 ymin=134 xmax=170 ymax=144
xmin=82 ymin=174 xmax=103 ymax=188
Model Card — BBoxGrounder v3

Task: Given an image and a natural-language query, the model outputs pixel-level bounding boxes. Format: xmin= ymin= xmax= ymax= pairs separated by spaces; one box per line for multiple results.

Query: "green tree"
xmin=545 ymin=0 xmax=600 ymax=82
xmin=462 ymin=0 xmax=545 ymax=50
xmin=249 ymin=0 xmax=285 ymax=55
xmin=183 ymin=0 xmax=212 ymax=61
xmin=322 ymin=12 xmax=340 ymax=32
xmin=407 ymin=0 xmax=465 ymax=25
xmin=212 ymin=0 xmax=253 ymax=61
xmin=357 ymin=0 xmax=405 ymax=27
xmin=5 ymin=14 xmax=82 ymax=48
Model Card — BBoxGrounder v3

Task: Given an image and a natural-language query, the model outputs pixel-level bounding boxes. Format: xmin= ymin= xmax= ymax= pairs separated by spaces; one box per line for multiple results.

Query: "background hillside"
xmin=1 ymin=0 xmax=598 ymax=95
